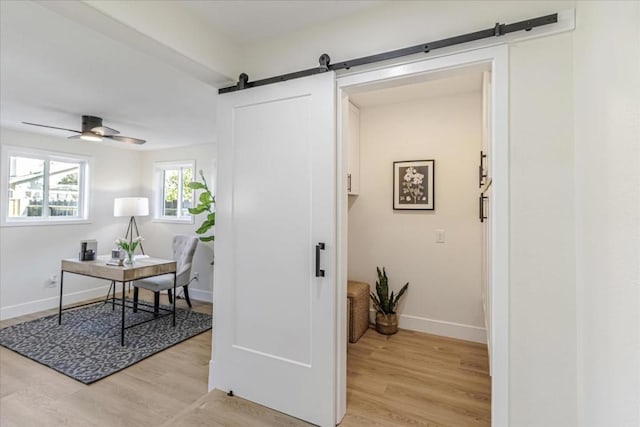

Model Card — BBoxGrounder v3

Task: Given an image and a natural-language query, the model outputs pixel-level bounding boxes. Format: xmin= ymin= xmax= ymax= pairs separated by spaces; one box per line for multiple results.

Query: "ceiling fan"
xmin=22 ymin=115 xmax=146 ymax=145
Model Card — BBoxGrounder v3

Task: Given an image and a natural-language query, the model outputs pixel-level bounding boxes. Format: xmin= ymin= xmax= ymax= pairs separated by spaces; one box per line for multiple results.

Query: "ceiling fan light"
xmin=80 ymin=131 xmax=102 ymax=142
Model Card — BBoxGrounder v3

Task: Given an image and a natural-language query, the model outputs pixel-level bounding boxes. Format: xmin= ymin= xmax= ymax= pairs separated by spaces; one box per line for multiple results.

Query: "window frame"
xmin=1 ymin=145 xmax=91 ymax=227
xmin=152 ymin=160 xmax=195 ymax=224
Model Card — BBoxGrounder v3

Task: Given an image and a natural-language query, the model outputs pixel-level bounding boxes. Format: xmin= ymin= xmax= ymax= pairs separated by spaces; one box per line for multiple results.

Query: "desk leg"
xmin=112 ymin=281 xmax=116 ymax=311
xmin=58 ymin=271 xmax=64 ymax=325
xmin=121 ymin=281 xmax=126 ymax=346
xmin=172 ymin=272 xmax=176 ymax=327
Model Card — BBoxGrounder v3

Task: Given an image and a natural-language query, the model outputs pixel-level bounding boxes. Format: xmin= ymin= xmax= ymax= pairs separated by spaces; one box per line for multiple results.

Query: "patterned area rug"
xmin=0 ymin=300 xmax=212 ymax=384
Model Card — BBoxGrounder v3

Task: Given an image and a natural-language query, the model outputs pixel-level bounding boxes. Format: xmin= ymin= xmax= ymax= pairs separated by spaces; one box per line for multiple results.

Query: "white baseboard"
xmin=208 ymin=359 xmax=215 ymax=392
xmin=189 ymin=288 xmax=213 ymax=303
xmin=369 ymin=310 xmax=487 ymax=344
xmin=0 ymin=285 xmax=111 ymax=321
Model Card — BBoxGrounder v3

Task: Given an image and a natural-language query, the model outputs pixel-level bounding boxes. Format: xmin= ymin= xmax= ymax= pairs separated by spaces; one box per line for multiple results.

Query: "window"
xmin=1 ymin=146 xmax=90 ymax=225
xmin=154 ymin=160 xmax=194 ymax=222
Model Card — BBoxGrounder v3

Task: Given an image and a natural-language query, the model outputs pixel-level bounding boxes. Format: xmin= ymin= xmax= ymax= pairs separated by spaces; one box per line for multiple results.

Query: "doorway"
xmin=335 ymin=45 xmax=509 ymax=426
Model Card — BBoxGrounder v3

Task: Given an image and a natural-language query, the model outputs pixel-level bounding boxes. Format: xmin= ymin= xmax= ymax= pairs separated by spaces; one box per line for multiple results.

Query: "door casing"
xmin=334 ymin=44 xmax=509 ymax=426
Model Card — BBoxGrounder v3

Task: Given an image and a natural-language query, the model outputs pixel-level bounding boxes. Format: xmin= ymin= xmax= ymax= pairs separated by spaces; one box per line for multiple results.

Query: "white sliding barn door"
xmin=213 ymin=72 xmax=337 ymax=427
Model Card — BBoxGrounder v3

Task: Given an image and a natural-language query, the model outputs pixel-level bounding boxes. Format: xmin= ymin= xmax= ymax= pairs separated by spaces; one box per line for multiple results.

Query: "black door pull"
xmin=315 ymin=243 xmax=325 ymax=277
xmin=479 ymin=195 xmax=488 ymax=223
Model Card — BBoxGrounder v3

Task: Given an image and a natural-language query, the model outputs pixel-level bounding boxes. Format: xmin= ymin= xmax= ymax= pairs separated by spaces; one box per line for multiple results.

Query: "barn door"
xmin=213 ymin=72 xmax=337 ymax=426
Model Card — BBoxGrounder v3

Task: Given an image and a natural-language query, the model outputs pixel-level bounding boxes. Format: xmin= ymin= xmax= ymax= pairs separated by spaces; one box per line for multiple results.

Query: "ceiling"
xmin=0 ymin=1 xmax=219 ymax=150
xmin=0 ymin=1 xmax=384 ymax=150
xmin=349 ymin=66 xmax=487 ymax=108
xmin=0 ymin=0 xmax=477 ymax=151
xmin=179 ymin=1 xmax=381 ymax=46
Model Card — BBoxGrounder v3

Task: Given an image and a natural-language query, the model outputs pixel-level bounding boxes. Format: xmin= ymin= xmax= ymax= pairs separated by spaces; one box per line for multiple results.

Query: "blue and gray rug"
xmin=0 ymin=300 xmax=212 ymax=384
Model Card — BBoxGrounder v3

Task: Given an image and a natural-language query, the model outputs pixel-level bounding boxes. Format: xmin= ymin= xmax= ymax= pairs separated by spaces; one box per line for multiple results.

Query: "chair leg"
xmin=133 ymin=287 xmax=139 ymax=313
xmin=183 ymin=285 xmax=192 ymax=308
xmin=167 ymin=289 xmax=173 ymax=304
xmin=154 ymin=292 xmax=160 ymax=317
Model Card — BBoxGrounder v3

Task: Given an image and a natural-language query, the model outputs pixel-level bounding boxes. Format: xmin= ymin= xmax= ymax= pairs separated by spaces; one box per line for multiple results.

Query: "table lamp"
xmin=113 ymin=197 xmax=149 ymax=255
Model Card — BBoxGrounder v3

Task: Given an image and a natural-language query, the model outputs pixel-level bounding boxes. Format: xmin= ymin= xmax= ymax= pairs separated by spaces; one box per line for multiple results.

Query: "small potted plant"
xmin=115 ymin=236 xmax=143 ymax=265
xmin=370 ymin=267 xmax=409 ymax=335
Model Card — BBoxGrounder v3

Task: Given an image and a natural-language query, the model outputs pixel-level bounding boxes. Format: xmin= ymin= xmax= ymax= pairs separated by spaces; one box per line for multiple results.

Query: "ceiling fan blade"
xmin=104 ymin=135 xmax=146 ymax=145
xmin=91 ymin=126 xmax=119 ymax=136
xmin=22 ymin=122 xmax=81 ymax=133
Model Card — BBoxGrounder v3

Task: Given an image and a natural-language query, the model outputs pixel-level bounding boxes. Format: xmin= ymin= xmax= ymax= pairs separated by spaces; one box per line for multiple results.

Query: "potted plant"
xmin=188 ymin=170 xmax=215 ymax=265
xmin=188 ymin=170 xmax=215 ymax=242
xmin=369 ymin=267 xmax=409 ymax=335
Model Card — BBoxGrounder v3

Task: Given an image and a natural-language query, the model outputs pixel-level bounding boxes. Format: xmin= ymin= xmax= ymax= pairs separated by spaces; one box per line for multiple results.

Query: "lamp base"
xmin=124 ymin=216 xmax=145 ymax=255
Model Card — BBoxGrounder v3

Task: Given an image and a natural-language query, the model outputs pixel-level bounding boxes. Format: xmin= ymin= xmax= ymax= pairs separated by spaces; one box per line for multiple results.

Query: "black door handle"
xmin=479 ymin=194 xmax=488 ymax=223
xmin=315 ymin=243 xmax=325 ymax=277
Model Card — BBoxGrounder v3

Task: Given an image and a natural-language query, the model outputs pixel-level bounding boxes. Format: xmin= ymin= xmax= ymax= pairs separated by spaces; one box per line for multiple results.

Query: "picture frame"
xmin=393 ymin=160 xmax=435 ymax=210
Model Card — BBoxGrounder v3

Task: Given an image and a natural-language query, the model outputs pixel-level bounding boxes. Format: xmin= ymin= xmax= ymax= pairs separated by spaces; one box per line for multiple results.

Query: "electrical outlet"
xmin=193 ymin=272 xmax=200 ymax=281
xmin=46 ymin=274 xmax=57 ymax=288
xmin=435 ymin=229 xmax=445 ymax=243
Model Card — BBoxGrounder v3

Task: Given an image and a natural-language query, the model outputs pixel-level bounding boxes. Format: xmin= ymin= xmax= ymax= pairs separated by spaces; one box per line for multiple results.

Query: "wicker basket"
xmin=347 ymin=280 xmax=370 ymax=343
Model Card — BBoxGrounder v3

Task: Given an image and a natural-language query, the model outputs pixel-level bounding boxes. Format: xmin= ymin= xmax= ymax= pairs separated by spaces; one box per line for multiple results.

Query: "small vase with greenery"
xmin=115 ymin=236 xmax=143 ymax=265
xmin=370 ymin=267 xmax=409 ymax=335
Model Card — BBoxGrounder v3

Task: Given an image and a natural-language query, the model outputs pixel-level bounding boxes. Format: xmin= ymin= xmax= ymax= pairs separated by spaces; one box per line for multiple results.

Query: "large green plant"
xmin=187 ymin=170 xmax=215 ymax=243
xmin=370 ymin=267 xmax=409 ymax=316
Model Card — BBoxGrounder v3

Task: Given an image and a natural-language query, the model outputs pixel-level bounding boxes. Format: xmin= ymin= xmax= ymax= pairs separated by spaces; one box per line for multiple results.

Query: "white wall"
xmin=574 ymin=2 xmax=640 ymax=426
xmin=0 ymin=128 xmax=142 ymax=319
xmin=348 ymin=91 xmax=485 ymax=343
xmin=242 ymin=1 xmax=575 ymax=80
xmin=139 ymin=143 xmax=216 ymax=302
xmin=509 ymin=33 xmax=577 ymax=426
xmin=0 ymin=133 xmax=217 ymax=317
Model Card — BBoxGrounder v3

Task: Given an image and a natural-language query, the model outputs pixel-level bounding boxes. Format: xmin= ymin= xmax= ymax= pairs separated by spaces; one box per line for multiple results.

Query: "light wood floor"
xmin=1 ymin=294 xmax=490 ymax=427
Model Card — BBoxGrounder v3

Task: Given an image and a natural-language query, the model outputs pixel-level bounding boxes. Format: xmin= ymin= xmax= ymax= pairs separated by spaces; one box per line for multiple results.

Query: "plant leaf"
xmin=187 ymin=182 xmax=206 ymax=190
xmin=199 ymin=192 xmax=211 ymax=204
xmin=369 ymin=293 xmax=383 ymax=313
xmin=380 ymin=268 xmax=389 ymax=313
xmin=195 ymin=222 xmax=212 ymax=234
xmin=207 ymin=213 xmax=215 ymax=223
xmin=396 ymin=282 xmax=409 ymax=300
xmin=376 ymin=266 xmax=391 ymax=314
xmin=188 ymin=206 xmax=206 ymax=215
xmin=199 ymin=235 xmax=215 ymax=242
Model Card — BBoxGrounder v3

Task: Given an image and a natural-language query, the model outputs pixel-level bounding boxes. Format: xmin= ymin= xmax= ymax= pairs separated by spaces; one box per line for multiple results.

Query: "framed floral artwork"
xmin=393 ymin=160 xmax=435 ymax=210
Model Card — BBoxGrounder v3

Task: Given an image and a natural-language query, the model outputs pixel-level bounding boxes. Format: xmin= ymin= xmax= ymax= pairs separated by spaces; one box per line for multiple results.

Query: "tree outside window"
xmin=155 ymin=161 xmax=194 ymax=221
xmin=4 ymin=149 xmax=88 ymax=223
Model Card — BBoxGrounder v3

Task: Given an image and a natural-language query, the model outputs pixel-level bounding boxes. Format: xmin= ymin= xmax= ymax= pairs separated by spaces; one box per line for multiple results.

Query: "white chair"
xmin=132 ymin=235 xmax=198 ymax=315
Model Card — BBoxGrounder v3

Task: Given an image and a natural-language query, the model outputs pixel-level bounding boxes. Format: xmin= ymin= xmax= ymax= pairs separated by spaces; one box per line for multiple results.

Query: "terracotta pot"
xmin=375 ymin=312 xmax=398 ymax=335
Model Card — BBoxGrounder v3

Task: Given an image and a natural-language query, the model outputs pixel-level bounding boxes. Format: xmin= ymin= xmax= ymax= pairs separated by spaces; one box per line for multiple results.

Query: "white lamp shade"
xmin=114 ymin=197 xmax=149 ymax=217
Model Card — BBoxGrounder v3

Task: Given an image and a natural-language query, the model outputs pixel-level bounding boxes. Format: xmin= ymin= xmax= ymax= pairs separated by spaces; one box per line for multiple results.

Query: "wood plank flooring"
xmin=162 ymin=329 xmax=491 ymax=427
xmin=340 ymin=329 xmax=491 ymax=426
xmin=1 ymin=294 xmax=490 ymax=427
xmin=0 ymin=290 xmax=212 ymax=427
